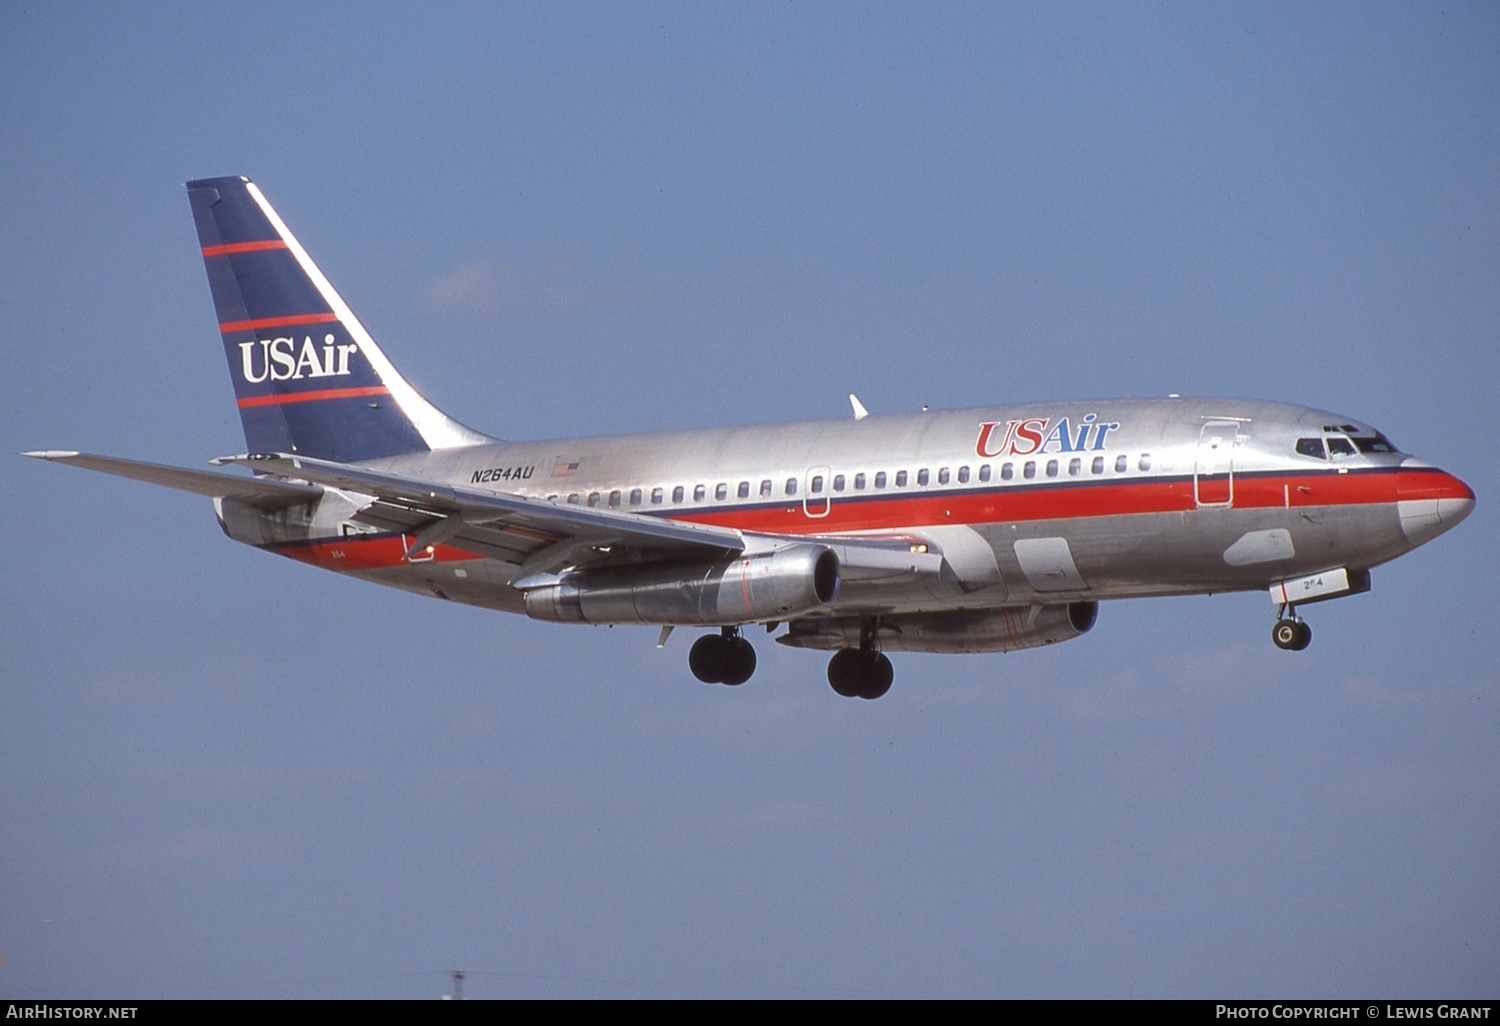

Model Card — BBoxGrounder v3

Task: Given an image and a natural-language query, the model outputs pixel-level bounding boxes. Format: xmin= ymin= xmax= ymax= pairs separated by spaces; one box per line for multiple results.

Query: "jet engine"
xmin=779 ymin=601 xmax=1098 ymax=654
xmin=524 ymin=545 xmax=841 ymax=626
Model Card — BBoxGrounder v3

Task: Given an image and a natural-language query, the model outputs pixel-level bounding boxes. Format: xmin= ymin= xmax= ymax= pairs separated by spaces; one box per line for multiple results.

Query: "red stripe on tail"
xmin=237 ymin=386 xmax=390 ymax=408
xmin=201 ymin=240 xmax=288 ymax=256
xmin=219 ymin=312 xmax=340 ymax=333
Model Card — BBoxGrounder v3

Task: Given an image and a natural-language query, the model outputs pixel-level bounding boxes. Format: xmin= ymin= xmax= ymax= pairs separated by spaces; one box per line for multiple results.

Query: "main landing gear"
xmin=1271 ymin=605 xmax=1312 ymax=651
xmin=827 ymin=648 xmax=893 ymax=700
xmin=827 ymin=617 xmax=893 ymax=700
xmin=689 ymin=626 xmax=757 ymax=686
xmin=686 ymin=620 xmax=896 ymax=699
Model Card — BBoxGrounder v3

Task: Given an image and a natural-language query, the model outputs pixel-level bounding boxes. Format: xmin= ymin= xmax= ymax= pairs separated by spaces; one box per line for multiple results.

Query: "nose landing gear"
xmin=1271 ymin=605 xmax=1312 ymax=651
xmin=689 ymin=626 xmax=757 ymax=685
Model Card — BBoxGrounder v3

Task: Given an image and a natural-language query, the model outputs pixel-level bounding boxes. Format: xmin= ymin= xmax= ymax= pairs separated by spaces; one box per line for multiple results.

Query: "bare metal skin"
xmin=26 ymin=177 xmax=1475 ymax=699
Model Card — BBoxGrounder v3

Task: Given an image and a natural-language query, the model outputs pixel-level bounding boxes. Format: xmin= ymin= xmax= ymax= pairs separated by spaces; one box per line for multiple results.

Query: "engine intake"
xmin=525 ymin=545 xmax=841 ymax=625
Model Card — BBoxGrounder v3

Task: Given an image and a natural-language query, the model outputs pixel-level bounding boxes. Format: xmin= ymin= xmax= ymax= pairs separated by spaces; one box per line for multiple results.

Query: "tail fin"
xmin=186 ymin=176 xmax=490 ymax=462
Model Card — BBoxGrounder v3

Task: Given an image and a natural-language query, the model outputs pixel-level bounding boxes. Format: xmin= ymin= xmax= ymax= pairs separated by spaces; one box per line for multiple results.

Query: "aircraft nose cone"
xmin=1396 ymin=463 xmax=1475 ymax=545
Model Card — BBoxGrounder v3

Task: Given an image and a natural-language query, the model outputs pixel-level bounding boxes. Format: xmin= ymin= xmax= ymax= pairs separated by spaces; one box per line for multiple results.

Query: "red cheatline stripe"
xmin=258 ymin=467 xmax=1450 ymax=574
xmin=667 ymin=468 xmax=1414 ymax=535
xmin=237 ymin=386 xmax=389 ymax=408
xmin=201 ymin=240 xmax=288 ymax=256
xmin=219 ymin=312 xmax=339 ymax=332
xmin=271 ymin=535 xmax=485 ymax=571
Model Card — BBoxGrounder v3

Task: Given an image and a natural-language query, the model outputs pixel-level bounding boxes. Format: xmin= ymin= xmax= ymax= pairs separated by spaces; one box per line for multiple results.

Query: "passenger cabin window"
xmin=875 ymin=471 xmax=887 ymax=488
xmin=1001 ymin=463 xmax=1014 ymax=481
xmin=608 ymin=490 xmax=621 ymax=507
xmin=693 ymin=484 xmax=706 ymax=502
xmin=588 ymin=492 xmax=601 ymax=507
xmin=833 ymin=474 xmax=845 ymax=492
xmin=1069 ymin=458 xmax=1081 ymax=476
xmin=1138 ymin=454 xmax=1151 ymax=472
xmin=785 ymin=478 xmax=797 ymax=496
xmin=917 ymin=469 xmax=930 ymax=486
xmin=938 ymin=467 xmax=950 ymax=485
xmin=896 ymin=470 xmax=908 ymax=487
xmin=1092 ymin=456 xmax=1104 ymax=474
xmin=672 ymin=485 xmax=685 ymax=503
xmin=651 ymin=487 xmax=664 ymax=504
xmin=1296 ymin=438 xmax=1327 ymax=459
xmin=737 ymin=481 xmax=750 ymax=499
xmin=568 ymin=493 xmax=580 ymax=504
xmin=760 ymin=479 xmax=772 ymax=497
xmin=978 ymin=465 xmax=991 ymax=483
xmin=629 ymin=488 xmax=642 ymax=505
xmin=811 ymin=475 xmax=824 ymax=493
xmin=1115 ymin=455 xmax=1128 ymax=473
xmin=1046 ymin=460 xmax=1059 ymax=478
xmin=854 ymin=473 xmax=866 ymax=490
xmin=715 ymin=483 xmax=727 ymax=500
xmin=1024 ymin=461 xmax=1036 ymax=479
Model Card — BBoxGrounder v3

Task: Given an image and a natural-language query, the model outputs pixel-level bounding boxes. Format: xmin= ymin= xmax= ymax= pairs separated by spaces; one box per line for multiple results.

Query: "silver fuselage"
xmin=230 ymin=396 xmax=1472 ymax=624
xmin=31 ymin=177 xmax=1477 ymax=682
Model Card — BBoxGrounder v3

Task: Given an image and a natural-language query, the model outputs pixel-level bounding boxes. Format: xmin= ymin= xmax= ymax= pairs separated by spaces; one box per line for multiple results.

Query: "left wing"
xmin=29 ymin=448 xmax=942 ymax=595
xmin=217 ymin=453 xmax=944 ymax=584
xmin=212 ymin=452 xmax=749 ymax=580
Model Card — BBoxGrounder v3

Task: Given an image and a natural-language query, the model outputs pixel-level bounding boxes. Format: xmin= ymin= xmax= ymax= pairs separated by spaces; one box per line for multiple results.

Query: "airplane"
xmin=25 ymin=176 xmax=1476 ymax=700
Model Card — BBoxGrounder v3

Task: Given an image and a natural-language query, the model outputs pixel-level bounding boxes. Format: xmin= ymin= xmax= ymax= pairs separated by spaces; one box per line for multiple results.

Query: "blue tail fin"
xmin=187 ymin=176 xmax=489 ymax=462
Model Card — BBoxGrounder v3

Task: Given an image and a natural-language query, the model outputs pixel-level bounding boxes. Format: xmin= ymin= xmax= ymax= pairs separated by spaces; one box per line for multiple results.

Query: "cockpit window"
xmin=1303 ymin=432 xmax=1398 ymax=458
xmin=1296 ymin=438 xmax=1326 ymax=459
xmin=1354 ymin=434 xmax=1398 ymax=454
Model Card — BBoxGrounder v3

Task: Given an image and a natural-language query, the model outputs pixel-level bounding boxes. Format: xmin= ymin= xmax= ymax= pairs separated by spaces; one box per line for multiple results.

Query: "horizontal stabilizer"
xmin=23 ymin=450 xmax=322 ymax=508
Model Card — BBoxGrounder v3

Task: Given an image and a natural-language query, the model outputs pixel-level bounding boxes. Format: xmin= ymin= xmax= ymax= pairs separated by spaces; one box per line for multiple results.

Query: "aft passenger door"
xmin=1195 ymin=421 xmax=1240 ymax=508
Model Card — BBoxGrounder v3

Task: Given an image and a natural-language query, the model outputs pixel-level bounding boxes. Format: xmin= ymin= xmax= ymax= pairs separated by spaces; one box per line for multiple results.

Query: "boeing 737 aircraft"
xmin=27 ymin=177 xmax=1475 ymax=699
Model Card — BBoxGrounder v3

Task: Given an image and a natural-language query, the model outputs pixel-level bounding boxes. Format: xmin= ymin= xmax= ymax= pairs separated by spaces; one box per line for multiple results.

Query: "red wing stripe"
xmin=237 ymin=386 xmax=390 ymax=408
xmin=201 ymin=240 xmax=288 ymax=256
xmin=219 ymin=312 xmax=340 ymax=333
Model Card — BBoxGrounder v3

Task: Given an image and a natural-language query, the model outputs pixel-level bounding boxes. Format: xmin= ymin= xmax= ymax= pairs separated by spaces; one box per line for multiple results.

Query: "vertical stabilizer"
xmin=187 ymin=176 xmax=490 ymax=462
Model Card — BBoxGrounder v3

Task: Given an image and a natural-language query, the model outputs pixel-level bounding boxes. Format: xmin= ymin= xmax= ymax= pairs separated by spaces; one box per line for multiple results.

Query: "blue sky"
xmin=3 ymin=2 xmax=1496 ymax=998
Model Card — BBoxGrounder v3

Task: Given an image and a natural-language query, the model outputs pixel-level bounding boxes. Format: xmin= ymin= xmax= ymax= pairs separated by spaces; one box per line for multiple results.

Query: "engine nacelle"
xmin=779 ymin=601 xmax=1098 ymax=654
xmin=524 ymin=545 xmax=841 ymax=626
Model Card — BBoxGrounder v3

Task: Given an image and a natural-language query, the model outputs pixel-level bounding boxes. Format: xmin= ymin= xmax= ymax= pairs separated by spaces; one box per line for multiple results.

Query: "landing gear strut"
xmin=827 ymin=618 xmax=893 ymax=700
xmin=689 ymin=627 xmax=757 ymax=685
xmin=1271 ymin=605 xmax=1312 ymax=651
